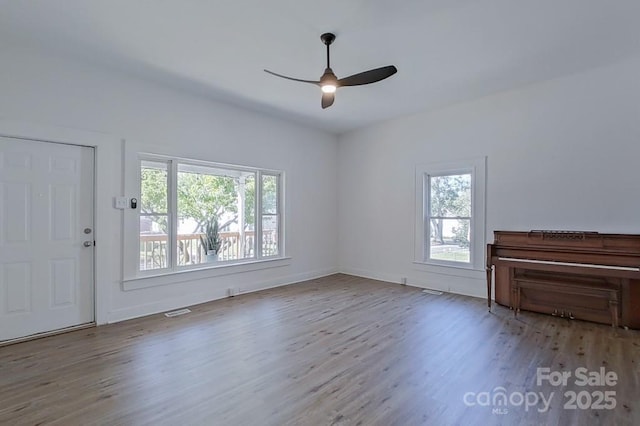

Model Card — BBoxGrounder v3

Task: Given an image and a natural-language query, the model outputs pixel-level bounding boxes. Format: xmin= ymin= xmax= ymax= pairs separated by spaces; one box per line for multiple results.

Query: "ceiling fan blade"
xmin=337 ymin=65 xmax=397 ymax=87
xmin=321 ymin=92 xmax=335 ymax=109
xmin=264 ymin=69 xmax=320 ymax=85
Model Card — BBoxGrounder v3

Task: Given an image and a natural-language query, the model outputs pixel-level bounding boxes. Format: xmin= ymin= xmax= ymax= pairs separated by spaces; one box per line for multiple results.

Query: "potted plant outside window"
xmin=200 ymin=219 xmax=222 ymax=262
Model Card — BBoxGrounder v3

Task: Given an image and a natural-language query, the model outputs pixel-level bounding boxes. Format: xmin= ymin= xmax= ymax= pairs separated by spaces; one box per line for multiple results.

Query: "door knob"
xmin=83 ymin=241 xmax=93 ymax=247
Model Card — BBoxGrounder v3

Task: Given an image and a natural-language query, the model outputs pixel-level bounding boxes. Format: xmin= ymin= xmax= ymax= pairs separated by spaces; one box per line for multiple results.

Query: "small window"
xmin=139 ymin=155 xmax=283 ymax=273
xmin=415 ymin=158 xmax=486 ymax=270
xmin=428 ymin=173 xmax=472 ymax=263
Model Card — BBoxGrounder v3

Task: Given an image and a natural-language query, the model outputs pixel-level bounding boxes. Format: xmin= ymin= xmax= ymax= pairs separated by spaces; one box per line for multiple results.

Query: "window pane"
xmin=176 ymin=164 xmax=255 ymax=265
xmin=262 ymin=215 xmax=279 ymax=257
xmin=139 ymin=215 xmax=169 ymax=270
xmin=243 ymin=174 xmax=256 ymax=259
xmin=140 ymin=160 xmax=169 ymax=271
xmin=140 ymin=160 xmax=168 ymax=214
xmin=429 ymin=218 xmax=470 ymax=263
xmin=261 ymin=174 xmax=278 ymax=214
xmin=429 ymin=174 xmax=471 ymax=217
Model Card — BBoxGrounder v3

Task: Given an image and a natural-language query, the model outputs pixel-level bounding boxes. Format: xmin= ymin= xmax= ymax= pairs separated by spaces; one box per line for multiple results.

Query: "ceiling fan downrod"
xmin=320 ymin=32 xmax=336 ymax=69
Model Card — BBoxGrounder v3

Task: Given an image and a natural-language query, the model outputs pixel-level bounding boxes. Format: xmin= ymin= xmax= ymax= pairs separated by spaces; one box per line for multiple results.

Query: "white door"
xmin=0 ymin=137 xmax=94 ymax=341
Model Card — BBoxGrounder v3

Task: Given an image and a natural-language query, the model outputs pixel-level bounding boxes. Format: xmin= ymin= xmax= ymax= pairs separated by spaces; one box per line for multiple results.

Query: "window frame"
xmin=414 ymin=157 xmax=486 ymax=271
xmin=136 ymin=153 xmax=284 ymax=276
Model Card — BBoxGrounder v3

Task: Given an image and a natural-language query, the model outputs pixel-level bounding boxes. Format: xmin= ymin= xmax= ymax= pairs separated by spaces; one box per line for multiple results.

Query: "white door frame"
xmin=0 ymin=119 xmax=122 ymax=326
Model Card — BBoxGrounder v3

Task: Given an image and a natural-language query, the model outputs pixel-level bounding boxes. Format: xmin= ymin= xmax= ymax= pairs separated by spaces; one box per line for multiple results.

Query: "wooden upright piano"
xmin=486 ymin=230 xmax=640 ymax=329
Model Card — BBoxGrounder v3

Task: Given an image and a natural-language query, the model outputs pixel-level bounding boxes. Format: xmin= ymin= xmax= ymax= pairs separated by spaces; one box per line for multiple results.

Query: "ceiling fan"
xmin=264 ymin=33 xmax=397 ymax=109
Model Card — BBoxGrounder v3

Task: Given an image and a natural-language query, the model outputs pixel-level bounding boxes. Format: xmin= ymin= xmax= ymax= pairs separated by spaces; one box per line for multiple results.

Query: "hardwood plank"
xmin=0 ymin=274 xmax=638 ymax=425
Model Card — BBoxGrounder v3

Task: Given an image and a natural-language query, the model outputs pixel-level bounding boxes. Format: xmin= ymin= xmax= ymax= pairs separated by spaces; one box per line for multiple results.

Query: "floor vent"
xmin=164 ymin=308 xmax=191 ymax=318
xmin=422 ymin=289 xmax=443 ymax=295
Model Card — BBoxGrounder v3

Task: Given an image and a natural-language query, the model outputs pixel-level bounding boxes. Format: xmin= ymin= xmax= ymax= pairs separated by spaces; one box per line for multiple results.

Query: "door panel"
xmin=3 ymin=262 xmax=31 ymax=313
xmin=0 ymin=137 xmax=94 ymax=341
xmin=4 ymin=182 xmax=30 ymax=242
xmin=51 ymin=184 xmax=75 ymax=241
xmin=50 ymin=258 xmax=76 ymax=307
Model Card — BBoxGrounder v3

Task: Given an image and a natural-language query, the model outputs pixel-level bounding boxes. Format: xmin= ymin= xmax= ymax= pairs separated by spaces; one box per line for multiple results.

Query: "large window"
xmin=415 ymin=158 xmax=486 ymax=270
xmin=139 ymin=156 xmax=282 ymax=273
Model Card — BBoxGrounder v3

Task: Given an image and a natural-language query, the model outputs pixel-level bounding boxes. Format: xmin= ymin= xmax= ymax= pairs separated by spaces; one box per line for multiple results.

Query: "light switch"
xmin=114 ymin=196 xmax=128 ymax=209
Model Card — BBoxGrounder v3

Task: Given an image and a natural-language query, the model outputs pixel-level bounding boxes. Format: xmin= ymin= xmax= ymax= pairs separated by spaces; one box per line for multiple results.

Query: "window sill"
xmin=122 ymin=257 xmax=292 ymax=291
xmin=412 ymin=261 xmax=485 ymax=280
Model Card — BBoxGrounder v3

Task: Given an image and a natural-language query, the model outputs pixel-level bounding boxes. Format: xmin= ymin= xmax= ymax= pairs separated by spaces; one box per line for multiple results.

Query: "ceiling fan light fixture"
xmin=320 ymin=68 xmax=338 ymax=94
xmin=321 ymin=84 xmax=336 ymax=94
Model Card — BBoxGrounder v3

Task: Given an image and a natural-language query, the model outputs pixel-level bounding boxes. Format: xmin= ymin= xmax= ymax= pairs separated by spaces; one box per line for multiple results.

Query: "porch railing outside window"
xmin=139 ymin=230 xmax=277 ymax=270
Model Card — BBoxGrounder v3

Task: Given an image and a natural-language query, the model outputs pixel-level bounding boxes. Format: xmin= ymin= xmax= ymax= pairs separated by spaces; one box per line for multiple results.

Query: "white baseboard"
xmin=339 ymin=267 xmax=485 ymax=299
xmin=338 ymin=267 xmax=405 ymax=285
xmin=107 ymin=267 xmax=339 ymax=324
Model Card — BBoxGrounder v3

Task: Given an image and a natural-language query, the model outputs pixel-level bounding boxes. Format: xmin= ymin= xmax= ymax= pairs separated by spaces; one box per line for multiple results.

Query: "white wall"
xmin=2 ymin=40 xmax=639 ymax=320
xmin=338 ymin=55 xmax=640 ymax=298
xmin=0 ymin=42 xmax=338 ymax=322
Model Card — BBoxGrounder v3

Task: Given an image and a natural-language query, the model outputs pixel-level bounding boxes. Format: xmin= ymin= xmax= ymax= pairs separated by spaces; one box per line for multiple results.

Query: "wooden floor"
xmin=1 ymin=274 xmax=639 ymax=426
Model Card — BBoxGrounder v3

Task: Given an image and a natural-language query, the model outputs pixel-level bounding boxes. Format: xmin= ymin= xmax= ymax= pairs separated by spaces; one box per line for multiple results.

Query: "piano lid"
xmin=493 ymin=230 xmax=640 ymax=253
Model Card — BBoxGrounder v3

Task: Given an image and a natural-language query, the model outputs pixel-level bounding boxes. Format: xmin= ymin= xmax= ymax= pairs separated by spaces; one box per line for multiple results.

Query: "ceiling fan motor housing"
xmin=321 ymin=68 xmax=338 ymax=85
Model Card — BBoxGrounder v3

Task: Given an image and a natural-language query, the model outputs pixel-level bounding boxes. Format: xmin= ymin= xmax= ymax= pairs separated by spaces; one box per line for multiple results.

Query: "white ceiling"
xmin=1 ymin=0 xmax=639 ymax=134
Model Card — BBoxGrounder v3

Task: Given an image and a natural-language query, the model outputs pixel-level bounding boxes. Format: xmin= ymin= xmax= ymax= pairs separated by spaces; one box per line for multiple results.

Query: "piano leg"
xmin=511 ymin=285 xmax=521 ymax=317
xmin=486 ymin=267 xmax=492 ymax=311
xmin=610 ymin=300 xmax=619 ymax=328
